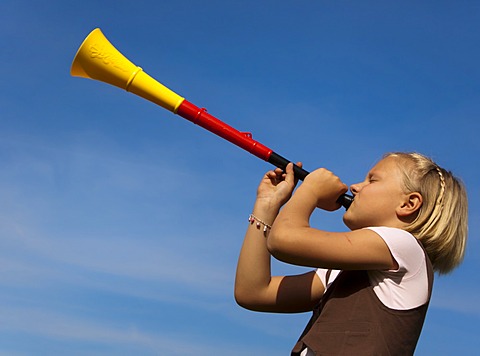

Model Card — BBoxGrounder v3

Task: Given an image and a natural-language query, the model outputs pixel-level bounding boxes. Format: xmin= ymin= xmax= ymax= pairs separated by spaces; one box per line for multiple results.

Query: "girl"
xmin=235 ymin=152 xmax=468 ymax=355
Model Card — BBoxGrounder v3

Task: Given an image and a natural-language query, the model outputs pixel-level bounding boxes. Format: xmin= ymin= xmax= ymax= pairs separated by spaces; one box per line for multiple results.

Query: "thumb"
xmin=285 ymin=162 xmax=301 ymax=186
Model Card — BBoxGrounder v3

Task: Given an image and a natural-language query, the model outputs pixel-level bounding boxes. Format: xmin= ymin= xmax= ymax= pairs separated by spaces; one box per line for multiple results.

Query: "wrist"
xmin=276 ymin=185 xmax=317 ymax=226
xmin=252 ymin=201 xmax=280 ymax=225
xmin=292 ymin=184 xmax=318 ymax=209
xmin=253 ymin=197 xmax=281 ymax=214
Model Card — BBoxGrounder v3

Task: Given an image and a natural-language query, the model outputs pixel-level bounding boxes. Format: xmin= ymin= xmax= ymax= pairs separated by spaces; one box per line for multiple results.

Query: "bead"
xmin=248 ymin=213 xmax=272 ymax=236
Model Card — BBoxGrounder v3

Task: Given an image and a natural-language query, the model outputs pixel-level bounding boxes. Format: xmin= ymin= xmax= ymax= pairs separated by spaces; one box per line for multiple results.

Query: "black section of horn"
xmin=268 ymin=152 xmax=353 ymax=210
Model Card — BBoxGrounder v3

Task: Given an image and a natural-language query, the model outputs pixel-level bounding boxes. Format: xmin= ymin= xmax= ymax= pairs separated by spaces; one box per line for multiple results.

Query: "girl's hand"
xmin=301 ymin=168 xmax=348 ymax=211
xmin=256 ymin=162 xmax=301 ymax=211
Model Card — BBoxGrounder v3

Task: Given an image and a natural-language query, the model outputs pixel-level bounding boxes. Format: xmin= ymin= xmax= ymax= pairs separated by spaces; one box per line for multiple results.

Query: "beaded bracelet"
xmin=248 ymin=214 xmax=272 ymax=235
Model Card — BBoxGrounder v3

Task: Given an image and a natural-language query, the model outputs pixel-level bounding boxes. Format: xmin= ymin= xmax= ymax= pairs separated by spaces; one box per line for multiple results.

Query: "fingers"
xmin=265 ymin=162 xmax=303 ymax=184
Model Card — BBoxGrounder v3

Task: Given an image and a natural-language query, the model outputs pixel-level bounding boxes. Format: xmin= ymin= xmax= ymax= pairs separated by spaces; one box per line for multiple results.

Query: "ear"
xmin=397 ymin=192 xmax=423 ymax=218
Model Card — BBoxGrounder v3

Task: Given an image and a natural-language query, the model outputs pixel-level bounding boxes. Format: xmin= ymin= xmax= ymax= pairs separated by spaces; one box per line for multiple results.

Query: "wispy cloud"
xmin=0 ymin=132 xmax=264 ymax=353
xmin=0 ymin=133 xmax=235 ymax=301
xmin=0 ymin=304 xmax=267 ymax=356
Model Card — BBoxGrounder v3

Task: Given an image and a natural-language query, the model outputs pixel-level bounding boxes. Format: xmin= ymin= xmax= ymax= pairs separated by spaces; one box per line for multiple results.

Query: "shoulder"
xmin=364 ymin=227 xmax=430 ymax=309
xmin=365 ymin=226 xmax=425 ymax=276
xmin=365 ymin=226 xmax=416 ymax=243
xmin=365 ymin=226 xmax=420 ymax=252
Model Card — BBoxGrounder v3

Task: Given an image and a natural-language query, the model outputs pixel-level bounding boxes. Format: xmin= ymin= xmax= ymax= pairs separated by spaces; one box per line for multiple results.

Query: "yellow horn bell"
xmin=71 ymin=28 xmax=184 ymax=113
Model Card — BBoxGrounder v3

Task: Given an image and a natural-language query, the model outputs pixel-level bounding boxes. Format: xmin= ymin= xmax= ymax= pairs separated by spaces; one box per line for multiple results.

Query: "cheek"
xmin=342 ymin=197 xmax=386 ymax=230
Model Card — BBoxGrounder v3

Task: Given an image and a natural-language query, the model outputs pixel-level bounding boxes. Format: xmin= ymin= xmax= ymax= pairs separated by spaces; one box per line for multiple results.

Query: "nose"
xmin=350 ymin=182 xmax=364 ymax=196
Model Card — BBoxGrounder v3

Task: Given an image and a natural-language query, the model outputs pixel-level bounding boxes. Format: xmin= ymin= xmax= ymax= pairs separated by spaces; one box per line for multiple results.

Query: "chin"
xmin=342 ymin=211 xmax=366 ymax=231
xmin=342 ymin=214 xmax=356 ymax=231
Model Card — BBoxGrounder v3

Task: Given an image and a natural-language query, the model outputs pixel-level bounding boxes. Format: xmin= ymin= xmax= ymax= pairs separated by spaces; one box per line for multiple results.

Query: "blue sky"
xmin=1 ymin=1 xmax=479 ymax=354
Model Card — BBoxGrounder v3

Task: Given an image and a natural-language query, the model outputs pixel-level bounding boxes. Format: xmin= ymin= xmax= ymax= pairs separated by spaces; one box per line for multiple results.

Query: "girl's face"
xmin=343 ymin=156 xmax=408 ymax=230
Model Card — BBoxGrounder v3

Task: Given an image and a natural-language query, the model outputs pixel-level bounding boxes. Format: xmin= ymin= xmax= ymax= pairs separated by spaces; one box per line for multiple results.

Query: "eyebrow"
xmin=366 ymin=168 xmax=382 ymax=179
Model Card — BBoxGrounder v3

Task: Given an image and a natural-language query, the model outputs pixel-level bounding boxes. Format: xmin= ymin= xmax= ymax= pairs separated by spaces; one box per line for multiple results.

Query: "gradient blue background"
xmin=1 ymin=1 xmax=479 ymax=354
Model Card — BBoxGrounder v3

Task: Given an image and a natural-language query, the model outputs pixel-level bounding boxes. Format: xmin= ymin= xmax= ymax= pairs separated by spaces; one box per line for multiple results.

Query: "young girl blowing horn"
xmin=235 ymin=152 xmax=468 ymax=355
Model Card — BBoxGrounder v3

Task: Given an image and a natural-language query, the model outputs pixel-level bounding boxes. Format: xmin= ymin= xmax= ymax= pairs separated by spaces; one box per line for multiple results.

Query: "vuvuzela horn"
xmin=71 ymin=28 xmax=353 ymax=209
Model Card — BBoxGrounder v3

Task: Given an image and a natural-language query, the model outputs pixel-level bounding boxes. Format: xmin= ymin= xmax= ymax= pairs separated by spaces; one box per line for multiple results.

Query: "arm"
xmin=234 ymin=163 xmax=325 ymax=313
xmin=268 ymin=168 xmax=398 ymax=271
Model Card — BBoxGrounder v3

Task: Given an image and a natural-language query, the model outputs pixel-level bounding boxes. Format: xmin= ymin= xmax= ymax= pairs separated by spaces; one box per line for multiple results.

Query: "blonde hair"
xmin=385 ymin=152 xmax=468 ymax=274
